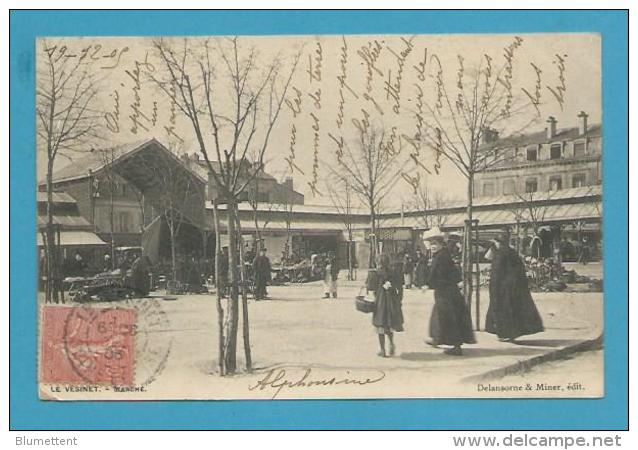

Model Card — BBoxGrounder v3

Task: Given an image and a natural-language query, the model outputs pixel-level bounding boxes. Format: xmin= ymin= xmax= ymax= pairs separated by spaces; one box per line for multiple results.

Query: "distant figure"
xmin=323 ymin=252 xmax=339 ymax=299
xmin=486 ymin=232 xmax=544 ymax=342
xmin=369 ymin=253 xmax=404 ymax=357
xmin=73 ymin=252 xmax=86 ymax=276
xmin=130 ymin=254 xmax=151 ymax=297
xmin=425 ymin=234 xmax=475 ymax=356
xmin=103 ymin=253 xmax=112 ymax=272
xmin=414 ymin=249 xmax=428 ymax=289
xmin=402 ymin=253 xmax=414 ymax=289
xmin=578 ymin=236 xmax=590 ymax=265
xmin=252 ymin=247 xmax=272 ymax=300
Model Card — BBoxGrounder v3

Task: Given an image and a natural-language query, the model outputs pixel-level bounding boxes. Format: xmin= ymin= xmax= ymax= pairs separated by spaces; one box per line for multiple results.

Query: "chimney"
xmin=283 ymin=177 xmax=293 ymax=190
xmin=546 ymin=116 xmax=557 ymax=139
xmin=578 ymin=111 xmax=589 ymax=136
xmin=482 ymin=128 xmax=499 ymax=144
xmin=190 ymin=152 xmax=200 ymax=163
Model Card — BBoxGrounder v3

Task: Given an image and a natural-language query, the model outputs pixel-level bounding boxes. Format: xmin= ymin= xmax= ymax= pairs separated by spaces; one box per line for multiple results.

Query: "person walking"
xmin=485 ymin=231 xmax=544 ymax=342
xmin=369 ymin=253 xmax=404 ymax=357
xmin=252 ymin=247 xmax=272 ymax=300
xmin=425 ymin=233 xmax=475 ymax=355
xmin=323 ymin=251 xmax=339 ymax=299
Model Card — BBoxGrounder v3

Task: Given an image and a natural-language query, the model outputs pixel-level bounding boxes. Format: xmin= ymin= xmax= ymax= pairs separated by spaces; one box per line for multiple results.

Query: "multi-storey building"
xmin=474 ymin=112 xmax=602 ymax=197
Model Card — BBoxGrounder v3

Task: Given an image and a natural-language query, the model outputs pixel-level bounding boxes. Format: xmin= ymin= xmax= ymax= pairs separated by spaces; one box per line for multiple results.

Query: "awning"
xmin=37 ymin=231 xmax=108 ymax=247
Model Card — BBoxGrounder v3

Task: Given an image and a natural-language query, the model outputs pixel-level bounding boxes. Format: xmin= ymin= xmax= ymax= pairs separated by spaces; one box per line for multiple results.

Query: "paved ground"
xmin=40 ymin=262 xmax=603 ymax=400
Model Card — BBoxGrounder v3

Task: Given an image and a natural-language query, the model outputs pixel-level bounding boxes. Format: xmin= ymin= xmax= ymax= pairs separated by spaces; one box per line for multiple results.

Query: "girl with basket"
xmin=367 ymin=253 xmax=404 ymax=358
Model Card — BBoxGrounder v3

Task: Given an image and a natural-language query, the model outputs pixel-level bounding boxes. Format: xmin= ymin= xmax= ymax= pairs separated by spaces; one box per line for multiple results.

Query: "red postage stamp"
xmin=40 ymin=305 xmax=136 ymax=386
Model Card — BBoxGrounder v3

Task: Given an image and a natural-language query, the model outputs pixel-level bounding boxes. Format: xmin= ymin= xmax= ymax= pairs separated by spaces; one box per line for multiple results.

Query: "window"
xmin=550 ymin=143 xmax=562 ymax=159
xmin=502 ymin=179 xmax=516 ymax=195
xmin=526 ymin=146 xmax=538 ymax=162
xmin=549 ymin=176 xmax=562 ymax=191
xmin=573 ymin=141 xmax=586 ymax=157
xmin=482 ymin=182 xmax=495 ymax=196
xmin=525 ymin=178 xmax=538 ymax=193
xmin=572 ymin=174 xmax=587 ymax=188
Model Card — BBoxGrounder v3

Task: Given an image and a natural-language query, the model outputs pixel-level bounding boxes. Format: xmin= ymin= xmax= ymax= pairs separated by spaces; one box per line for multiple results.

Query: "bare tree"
xmin=93 ymin=147 xmax=119 ymax=267
xmin=326 ymin=176 xmax=356 ymax=280
xmin=246 ymin=166 xmax=276 ymax=251
xmin=328 ymin=126 xmax=406 ymax=268
xmin=36 ymin=40 xmax=102 ymax=303
xmin=149 ymin=37 xmax=300 ymax=374
xmin=416 ymin=41 xmax=538 ymax=302
xmin=145 ymin=151 xmax=200 ymax=282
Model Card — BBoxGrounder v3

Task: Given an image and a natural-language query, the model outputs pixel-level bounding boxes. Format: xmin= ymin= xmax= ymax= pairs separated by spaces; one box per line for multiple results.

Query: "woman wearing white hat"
xmin=424 ymin=232 xmax=475 ymax=355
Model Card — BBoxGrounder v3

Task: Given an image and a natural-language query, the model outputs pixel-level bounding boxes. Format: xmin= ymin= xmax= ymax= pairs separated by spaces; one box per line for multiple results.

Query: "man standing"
xmin=130 ymin=254 xmax=151 ymax=297
xmin=252 ymin=247 xmax=272 ymax=300
xmin=402 ymin=253 xmax=414 ymax=289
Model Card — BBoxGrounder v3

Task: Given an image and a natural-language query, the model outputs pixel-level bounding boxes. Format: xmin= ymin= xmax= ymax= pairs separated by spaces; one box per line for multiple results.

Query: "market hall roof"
xmin=43 ymin=138 xmax=207 ymax=186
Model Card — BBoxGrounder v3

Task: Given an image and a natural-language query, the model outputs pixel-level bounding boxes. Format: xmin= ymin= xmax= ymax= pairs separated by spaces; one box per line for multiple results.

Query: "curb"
xmin=462 ymin=334 xmax=603 ymax=383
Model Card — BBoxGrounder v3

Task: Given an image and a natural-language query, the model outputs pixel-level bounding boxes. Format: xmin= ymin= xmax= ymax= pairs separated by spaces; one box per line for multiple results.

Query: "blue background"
xmin=9 ymin=10 xmax=628 ymax=430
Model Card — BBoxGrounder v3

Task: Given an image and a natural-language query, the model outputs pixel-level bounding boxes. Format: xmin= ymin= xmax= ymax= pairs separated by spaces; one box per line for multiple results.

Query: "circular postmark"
xmin=62 ymin=297 xmax=173 ymax=387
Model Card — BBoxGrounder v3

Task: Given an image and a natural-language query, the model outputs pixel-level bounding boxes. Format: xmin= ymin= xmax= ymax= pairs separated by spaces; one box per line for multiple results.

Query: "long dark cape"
xmin=486 ymin=246 xmax=544 ymax=339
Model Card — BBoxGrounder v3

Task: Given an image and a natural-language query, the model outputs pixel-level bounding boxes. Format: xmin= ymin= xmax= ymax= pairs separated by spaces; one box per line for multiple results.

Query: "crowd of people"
xmin=362 ymin=229 xmax=544 ymax=358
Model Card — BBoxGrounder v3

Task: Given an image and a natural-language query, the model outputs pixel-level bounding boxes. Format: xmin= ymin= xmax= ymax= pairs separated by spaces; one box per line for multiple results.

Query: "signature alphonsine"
xmin=249 ymin=368 xmax=386 ymax=399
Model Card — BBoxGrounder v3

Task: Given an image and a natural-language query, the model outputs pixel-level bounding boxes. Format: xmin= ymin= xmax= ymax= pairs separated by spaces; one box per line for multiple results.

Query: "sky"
xmin=36 ymin=33 xmax=601 ymax=207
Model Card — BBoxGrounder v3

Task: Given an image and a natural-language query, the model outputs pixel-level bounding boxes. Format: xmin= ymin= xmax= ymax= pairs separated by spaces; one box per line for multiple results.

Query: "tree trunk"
xmin=169 ymin=220 xmax=177 ymax=281
xmin=212 ymin=200 xmax=225 ymax=376
xmin=109 ymin=176 xmax=115 ymax=265
xmin=234 ymin=209 xmax=252 ymax=372
xmin=223 ymin=199 xmax=240 ymax=374
xmin=369 ymin=202 xmax=378 ymax=268
xmin=347 ymin=230 xmax=354 ymax=281
xmin=45 ymin=162 xmax=55 ymax=303
xmin=463 ymin=174 xmax=474 ymax=309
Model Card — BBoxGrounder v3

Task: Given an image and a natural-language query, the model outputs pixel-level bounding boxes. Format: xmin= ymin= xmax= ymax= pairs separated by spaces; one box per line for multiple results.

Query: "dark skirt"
xmin=415 ymin=262 xmax=428 ymax=287
xmin=429 ymin=285 xmax=476 ymax=345
xmin=486 ymin=278 xmax=544 ymax=339
xmin=372 ymin=288 xmax=404 ymax=333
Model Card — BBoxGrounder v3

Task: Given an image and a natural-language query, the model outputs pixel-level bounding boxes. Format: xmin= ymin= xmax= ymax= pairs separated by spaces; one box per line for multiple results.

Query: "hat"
xmin=422 ymin=227 xmax=445 ymax=242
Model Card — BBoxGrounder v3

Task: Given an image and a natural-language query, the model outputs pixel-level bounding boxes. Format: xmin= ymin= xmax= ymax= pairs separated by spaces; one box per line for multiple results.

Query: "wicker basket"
xmin=355 ymin=287 xmax=376 ymax=314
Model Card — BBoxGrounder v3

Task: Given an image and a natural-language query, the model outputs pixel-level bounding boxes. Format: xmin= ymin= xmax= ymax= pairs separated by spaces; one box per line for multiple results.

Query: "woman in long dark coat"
xmin=426 ymin=236 xmax=475 ymax=355
xmin=369 ymin=253 xmax=404 ymax=357
xmin=486 ymin=233 xmax=544 ymax=341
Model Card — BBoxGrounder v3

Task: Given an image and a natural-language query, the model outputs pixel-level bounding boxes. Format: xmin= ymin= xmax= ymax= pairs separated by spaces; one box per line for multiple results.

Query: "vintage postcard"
xmin=36 ymin=32 xmax=603 ymax=400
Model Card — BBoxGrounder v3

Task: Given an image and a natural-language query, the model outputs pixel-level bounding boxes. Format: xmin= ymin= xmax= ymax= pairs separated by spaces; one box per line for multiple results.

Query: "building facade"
xmin=177 ymin=152 xmax=305 ymax=205
xmin=474 ymin=112 xmax=602 ymax=197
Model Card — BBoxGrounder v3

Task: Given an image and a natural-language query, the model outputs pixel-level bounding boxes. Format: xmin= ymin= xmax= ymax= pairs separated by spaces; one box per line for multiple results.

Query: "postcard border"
xmin=9 ymin=9 xmax=629 ymax=430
